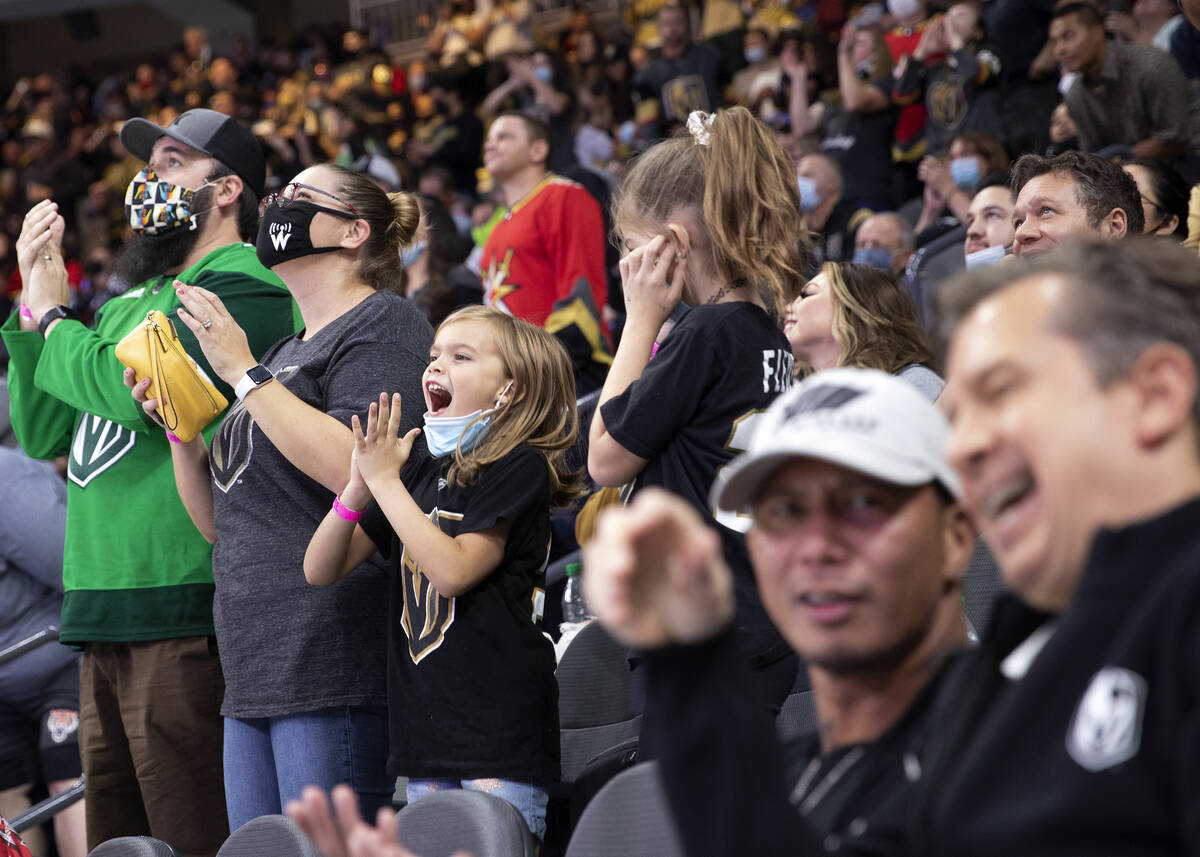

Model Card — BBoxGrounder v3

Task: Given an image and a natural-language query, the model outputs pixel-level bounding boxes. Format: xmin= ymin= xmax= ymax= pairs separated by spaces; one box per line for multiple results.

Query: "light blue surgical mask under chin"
xmin=965 ymin=243 xmax=1007 ymax=270
xmin=421 ymin=380 xmax=513 ymax=458
xmin=533 ymin=65 xmax=553 ymax=83
xmin=797 ymin=176 xmax=821 ymax=213
xmin=853 ymin=246 xmax=894 ymax=270
xmin=423 ymin=409 xmax=494 ymax=457
xmin=949 ymin=157 xmax=981 ymax=191
xmin=744 ymin=45 xmax=767 ymax=65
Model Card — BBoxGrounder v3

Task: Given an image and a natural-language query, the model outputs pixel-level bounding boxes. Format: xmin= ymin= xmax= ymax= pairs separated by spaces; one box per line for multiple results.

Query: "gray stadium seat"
xmin=216 ymin=815 xmax=317 ymax=857
xmin=565 ymin=762 xmax=685 ymax=857
xmin=395 ymin=789 xmax=536 ymax=857
xmin=556 ymin=621 xmax=641 ymax=783
xmin=86 ymin=837 xmax=179 ymax=857
xmin=906 ymin=224 xmax=967 ymax=326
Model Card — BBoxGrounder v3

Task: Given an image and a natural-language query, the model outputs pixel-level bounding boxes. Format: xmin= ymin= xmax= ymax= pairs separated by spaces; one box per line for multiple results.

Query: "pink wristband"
xmin=165 ymin=432 xmax=183 ymax=444
xmin=19 ymin=304 xmax=32 ymax=321
xmin=332 ymin=494 xmax=365 ymax=522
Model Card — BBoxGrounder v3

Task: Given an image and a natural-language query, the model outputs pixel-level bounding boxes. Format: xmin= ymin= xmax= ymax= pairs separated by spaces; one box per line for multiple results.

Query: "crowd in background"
xmin=3 ymin=1 xmax=1200 ymax=855
xmin=0 ymin=0 xmax=1195 ymax=330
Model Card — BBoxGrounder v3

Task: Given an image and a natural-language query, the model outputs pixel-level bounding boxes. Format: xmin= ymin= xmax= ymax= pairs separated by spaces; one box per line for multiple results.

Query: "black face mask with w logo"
xmin=255 ymin=200 xmax=349 ymax=269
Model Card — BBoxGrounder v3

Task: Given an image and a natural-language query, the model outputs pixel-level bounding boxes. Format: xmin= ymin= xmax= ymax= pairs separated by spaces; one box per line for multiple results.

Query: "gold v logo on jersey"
xmin=69 ymin=414 xmax=136 ymax=488
xmin=399 ymin=507 xmax=460 ymax=664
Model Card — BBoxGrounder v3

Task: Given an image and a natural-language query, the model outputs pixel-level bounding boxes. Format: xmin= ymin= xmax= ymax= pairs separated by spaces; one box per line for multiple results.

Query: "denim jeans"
xmin=223 ymin=705 xmax=392 ymax=832
xmin=406 ymin=778 xmax=549 ymax=841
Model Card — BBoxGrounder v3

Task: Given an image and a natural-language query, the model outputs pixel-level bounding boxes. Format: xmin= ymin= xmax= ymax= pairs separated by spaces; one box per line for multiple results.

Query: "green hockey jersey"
xmin=2 ymin=242 xmax=297 ymax=644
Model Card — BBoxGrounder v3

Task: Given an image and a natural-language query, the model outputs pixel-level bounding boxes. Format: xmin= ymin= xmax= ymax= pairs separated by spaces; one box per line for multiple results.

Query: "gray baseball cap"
xmin=120 ymin=108 xmax=265 ymax=198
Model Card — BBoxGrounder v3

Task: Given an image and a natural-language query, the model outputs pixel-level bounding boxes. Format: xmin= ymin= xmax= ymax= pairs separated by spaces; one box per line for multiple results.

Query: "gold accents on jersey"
xmin=399 ymin=507 xmax=464 ymax=664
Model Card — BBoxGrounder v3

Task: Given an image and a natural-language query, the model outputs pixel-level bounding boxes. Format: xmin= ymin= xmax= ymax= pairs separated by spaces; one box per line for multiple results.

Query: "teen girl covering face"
xmin=588 ymin=106 xmax=811 ymax=712
xmin=304 ymin=306 xmax=584 ymax=841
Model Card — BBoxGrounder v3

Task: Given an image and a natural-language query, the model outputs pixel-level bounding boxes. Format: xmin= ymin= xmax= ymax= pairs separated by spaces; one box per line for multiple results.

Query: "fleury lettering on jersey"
xmin=399 ymin=507 xmax=461 ymax=664
xmin=211 ymin=365 xmax=299 ymax=492
xmin=69 ymin=414 xmax=136 ymax=488
xmin=761 ymin=349 xmax=795 ymax=394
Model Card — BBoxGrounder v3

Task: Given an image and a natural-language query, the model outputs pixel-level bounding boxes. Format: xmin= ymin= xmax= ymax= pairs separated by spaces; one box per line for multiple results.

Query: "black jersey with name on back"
xmin=600 ymin=301 xmax=795 ymax=667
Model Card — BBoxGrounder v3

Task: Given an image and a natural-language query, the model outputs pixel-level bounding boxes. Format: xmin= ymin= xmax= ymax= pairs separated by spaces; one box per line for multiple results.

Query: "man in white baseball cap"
xmin=582 ymin=367 xmax=975 ymax=857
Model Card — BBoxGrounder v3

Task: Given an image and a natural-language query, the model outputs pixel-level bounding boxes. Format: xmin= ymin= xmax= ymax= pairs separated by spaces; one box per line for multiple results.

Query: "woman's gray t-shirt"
xmin=210 ymin=290 xmax=433 ymax=718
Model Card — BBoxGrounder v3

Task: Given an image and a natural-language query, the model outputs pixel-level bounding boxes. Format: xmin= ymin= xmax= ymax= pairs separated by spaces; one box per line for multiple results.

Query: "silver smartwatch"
xmin=234 ymin=364 xmax=274 ymax=402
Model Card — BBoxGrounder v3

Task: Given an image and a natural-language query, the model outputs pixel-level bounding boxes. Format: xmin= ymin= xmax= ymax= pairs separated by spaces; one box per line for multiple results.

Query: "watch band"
xmin=235 ymin=365 xmax=274 ymax=402
xmin=38 ymin=305 xmax=76 ymax=337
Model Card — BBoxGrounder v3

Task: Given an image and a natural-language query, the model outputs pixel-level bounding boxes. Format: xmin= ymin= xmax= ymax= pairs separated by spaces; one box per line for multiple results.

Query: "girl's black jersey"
xmin=600 ymin=301 xmax=795 ymax=666
xmin=361 ymin=443 xmax=559 ymax=782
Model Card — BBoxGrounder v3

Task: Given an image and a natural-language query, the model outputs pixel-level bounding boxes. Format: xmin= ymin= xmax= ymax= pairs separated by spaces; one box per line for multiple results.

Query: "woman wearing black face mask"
xmin=126 ymin=163 xmax=434 ymax=832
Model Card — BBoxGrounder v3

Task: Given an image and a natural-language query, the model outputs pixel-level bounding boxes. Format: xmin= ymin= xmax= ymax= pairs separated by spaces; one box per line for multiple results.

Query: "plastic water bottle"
xmin=562 ymin=562 xmax=590 ymax=623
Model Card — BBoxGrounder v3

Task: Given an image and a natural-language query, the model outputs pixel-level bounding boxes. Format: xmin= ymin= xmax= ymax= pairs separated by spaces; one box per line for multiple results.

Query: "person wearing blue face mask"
xmin=963 ymin=172 xmax=1015 ymax=269
xmin=481 ymin=52 xmax=576 ymax=172
xmin=796 ymin=153 xmax=875 ymax=264
xmin=402 ymin=193 xmax=484 ymax=328
xmin=732 ymin=27 xmax=782 ymax=111
xmin=126 ymin=162 xmax=434 ymax=834
xmin=853 ymin=212 xmax=916 ymax=276
xmin=303 ymin=306 xmax=585 ymax=844
xmin=915 ymin=132 xmax=1009 ymax=236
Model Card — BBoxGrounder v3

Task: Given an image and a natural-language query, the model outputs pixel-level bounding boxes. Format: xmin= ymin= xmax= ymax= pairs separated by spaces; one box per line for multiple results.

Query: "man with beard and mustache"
xmin=1 ymin=108 xmax=295 ymax=857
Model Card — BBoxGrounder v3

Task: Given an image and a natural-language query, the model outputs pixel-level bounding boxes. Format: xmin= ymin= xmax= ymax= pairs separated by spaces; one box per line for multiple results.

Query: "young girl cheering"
xmin=304 ymin=305 xmax=584 ymax=841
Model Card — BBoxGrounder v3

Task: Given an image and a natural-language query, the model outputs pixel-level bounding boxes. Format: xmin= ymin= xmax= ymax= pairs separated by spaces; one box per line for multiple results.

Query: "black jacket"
xmin=916 ymin=496 xmax=1200 ymax=856
xmin=640 ymin=631 xmax=955 ymax=857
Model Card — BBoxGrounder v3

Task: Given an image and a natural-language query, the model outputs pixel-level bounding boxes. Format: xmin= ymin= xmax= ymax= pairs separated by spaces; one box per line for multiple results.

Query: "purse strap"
xmin=147 ymin=320 xmax=181 ymax=433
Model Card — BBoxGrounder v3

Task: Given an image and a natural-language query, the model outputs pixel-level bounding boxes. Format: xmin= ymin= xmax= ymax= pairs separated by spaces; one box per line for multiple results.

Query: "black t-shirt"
xmin=634 ymin=43 xmax=723 ymax=125
xmin=641 ymin=631 xmax=957 ymax=857
xmin=360 ymin=443 xmax=560 ymax=782
xmin=430 ymin=110 xmax=486 ymax=194
xmin=819 ymin=90 xmax=898 ymax=208
xmin=816 ymin=199 xmax=875 ymax=268
xmin=600 ymin=302 xmax=795 ymax=666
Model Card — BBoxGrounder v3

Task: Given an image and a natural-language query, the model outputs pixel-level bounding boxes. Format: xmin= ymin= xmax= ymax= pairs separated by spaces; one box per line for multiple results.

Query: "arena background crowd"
xmin=2 ymin=0 xmax=1200 ymax=856
xmin=0 ymin=0 xmax=1193 ymax=331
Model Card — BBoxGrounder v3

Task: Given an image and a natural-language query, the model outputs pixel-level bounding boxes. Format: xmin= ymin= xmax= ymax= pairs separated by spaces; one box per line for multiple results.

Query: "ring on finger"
xmin=201 ymin=318 xmax=213 ymax=330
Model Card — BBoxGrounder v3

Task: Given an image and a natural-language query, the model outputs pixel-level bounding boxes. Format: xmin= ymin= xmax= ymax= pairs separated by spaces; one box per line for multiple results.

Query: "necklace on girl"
xmin=706 ymin=278 xmax=750 ymax=304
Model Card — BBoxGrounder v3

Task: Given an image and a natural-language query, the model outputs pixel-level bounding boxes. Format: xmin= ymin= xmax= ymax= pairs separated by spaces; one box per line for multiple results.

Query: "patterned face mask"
xmin=124 ymin=167 xmax=216 ymax=236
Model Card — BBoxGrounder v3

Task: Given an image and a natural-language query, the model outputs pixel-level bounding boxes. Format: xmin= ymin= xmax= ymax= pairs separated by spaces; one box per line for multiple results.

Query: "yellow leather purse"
xmin=115 ymin=310 xmax=228 ymax=442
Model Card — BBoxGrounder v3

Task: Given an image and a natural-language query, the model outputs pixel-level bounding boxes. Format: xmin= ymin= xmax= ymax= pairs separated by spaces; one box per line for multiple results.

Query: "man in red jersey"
xmin=480 ymin=111 xmax=611 ymax=393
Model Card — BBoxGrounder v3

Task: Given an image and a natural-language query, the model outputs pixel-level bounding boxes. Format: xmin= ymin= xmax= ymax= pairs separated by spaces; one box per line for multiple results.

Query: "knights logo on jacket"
xmin=1066 ymin=666 xmax=1147 ymax=772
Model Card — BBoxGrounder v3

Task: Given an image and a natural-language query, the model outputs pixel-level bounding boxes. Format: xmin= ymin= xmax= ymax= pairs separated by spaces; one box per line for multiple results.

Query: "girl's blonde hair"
xmin=824 ymin=262 xmax=938 ymax=373
xmin=437 ymin=306 xmax=587 ymax=509
xmin=612 ymin=106 xmax=811 ymax=316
